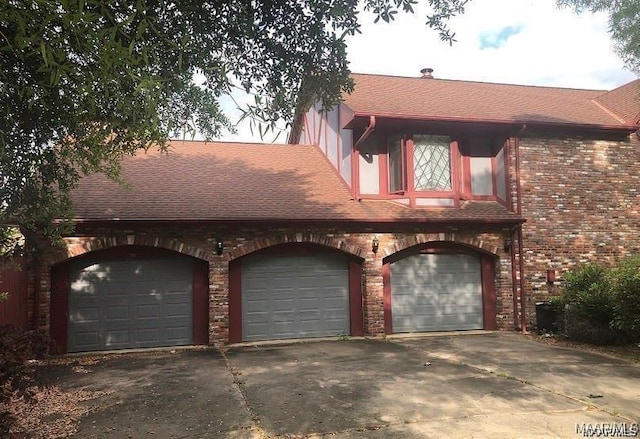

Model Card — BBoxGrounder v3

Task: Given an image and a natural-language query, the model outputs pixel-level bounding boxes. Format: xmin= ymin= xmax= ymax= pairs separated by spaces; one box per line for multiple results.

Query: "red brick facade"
xmin=35 ymin=225 xmax=513 ymax=346
xmin=26 ymin=131 xmax=640 ymax=348
xmin=515 ymin=131 xmax=640 ymax=326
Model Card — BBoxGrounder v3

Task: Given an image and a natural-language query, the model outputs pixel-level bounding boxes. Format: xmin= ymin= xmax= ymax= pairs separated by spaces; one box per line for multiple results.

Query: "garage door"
xmin=391 ymin=253 xmax=483 ymax=332
xmin=241 ymin=254 xmax=349 ymax=341
xmin=68 ymin=257 xmax=193 ymax=352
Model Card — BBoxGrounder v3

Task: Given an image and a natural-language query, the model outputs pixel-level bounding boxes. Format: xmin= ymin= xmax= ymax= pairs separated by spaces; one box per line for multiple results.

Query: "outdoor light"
xmin=372 ymin=236 xmax=379 ymax=254
xmin=216 ymin=238 xmax=224 ymax=256
xmin=503 ymin=237 xmax=512 ymax=253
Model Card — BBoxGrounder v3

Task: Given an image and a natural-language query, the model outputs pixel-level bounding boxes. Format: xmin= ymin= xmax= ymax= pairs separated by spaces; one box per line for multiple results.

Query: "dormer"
xmin=289 ymin=72 xmax=639 ymax=208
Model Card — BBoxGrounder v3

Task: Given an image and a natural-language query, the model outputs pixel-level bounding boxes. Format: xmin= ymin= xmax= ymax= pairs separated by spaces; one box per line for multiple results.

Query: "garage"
xmin=67 ymin=257 xmax=194 ymax=352
xmin=390 ymin=253 xmax=483 ymax=332
xmin=240 ymin=253 xmax=351 ymax=341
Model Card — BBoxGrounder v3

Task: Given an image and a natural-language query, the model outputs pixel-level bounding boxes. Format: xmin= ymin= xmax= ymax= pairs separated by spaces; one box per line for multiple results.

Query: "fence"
xmin=0 ymin=257 xmax=28 ymax=327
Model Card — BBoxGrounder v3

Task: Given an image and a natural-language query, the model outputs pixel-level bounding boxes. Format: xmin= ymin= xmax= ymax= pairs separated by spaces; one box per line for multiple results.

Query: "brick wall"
xmin=517 ymin=131 xmax=640 ymax=325
xmin=37 ymin=224 xmax=514 ymax=346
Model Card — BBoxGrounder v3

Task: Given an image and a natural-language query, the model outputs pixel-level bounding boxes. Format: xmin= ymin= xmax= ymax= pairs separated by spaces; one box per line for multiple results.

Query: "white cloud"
xmin=217 ymin=0 xmax=637 ymax=143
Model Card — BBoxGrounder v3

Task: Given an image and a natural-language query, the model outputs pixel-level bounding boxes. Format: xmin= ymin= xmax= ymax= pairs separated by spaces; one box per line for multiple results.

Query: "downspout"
xmin=354 ymin=116 xmax=376 ymax=149
xmin=352 ymin=116 xmax=376 ymax=200
xmin=506 ymin=137 xmax=519 ymax=329
xmin=515 ymin=124 xmax=527 ymax=333
xmin=510 ymin=228 xmax=518 ymax=329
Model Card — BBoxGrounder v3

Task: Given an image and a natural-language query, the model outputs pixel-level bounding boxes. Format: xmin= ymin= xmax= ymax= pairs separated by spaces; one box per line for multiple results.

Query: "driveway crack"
xmin=221 ymin=348 xmax=271 ymax=438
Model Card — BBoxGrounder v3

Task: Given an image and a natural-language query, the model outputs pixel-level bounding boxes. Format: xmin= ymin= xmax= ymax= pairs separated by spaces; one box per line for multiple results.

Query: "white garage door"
xmin=68 ymin=257 xmax=193 ymax=352
xmin=241 ymin=254 xmax=349 ymax=341
xmin=391 ymin=253 xmax=483 ymax=332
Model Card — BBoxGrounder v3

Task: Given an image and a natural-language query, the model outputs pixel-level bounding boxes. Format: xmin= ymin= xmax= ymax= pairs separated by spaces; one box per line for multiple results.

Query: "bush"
xmin=559 ymin=264 xmax=619 ymax=345
xmin=610 ymin=256 xmax=640 ymax=342
xmin=0 ymin=325 xmax=48 ymax=433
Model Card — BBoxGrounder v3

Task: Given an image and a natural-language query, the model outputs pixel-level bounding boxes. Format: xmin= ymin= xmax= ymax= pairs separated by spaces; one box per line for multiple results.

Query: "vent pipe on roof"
xmin=420 ymin=67 xmax=434 ymax=79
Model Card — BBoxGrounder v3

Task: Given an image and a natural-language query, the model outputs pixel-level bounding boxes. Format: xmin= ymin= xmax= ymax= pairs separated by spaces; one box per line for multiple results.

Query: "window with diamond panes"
xmin=413 ymin=135 xmax=452 ymax=191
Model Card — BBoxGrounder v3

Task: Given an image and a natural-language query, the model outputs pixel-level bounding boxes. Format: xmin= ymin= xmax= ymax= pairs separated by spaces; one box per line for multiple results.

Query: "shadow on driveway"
xmin=38 ymin=334 xmax=640 ymax=438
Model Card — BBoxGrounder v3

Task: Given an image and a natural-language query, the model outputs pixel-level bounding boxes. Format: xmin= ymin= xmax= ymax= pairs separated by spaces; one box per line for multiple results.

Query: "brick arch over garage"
xmin=53 ymin=235 xmax=211 ymax=266
xmin=226 ymin=232 xmax=366 ymax=261
xmin=49 ymin=242 xmax=210 ymax=354
xmin=380 ymin=233 xmax=500 ymax=259
xmin=381 ymin=237 xmax=499 ymax=334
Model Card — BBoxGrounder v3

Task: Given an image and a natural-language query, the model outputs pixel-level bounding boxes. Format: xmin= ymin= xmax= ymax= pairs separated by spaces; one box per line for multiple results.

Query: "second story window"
xmin=387 ymin=135 xmax=454 ymax=194
xmin=413 ymin=135 xmax=451 ymax=191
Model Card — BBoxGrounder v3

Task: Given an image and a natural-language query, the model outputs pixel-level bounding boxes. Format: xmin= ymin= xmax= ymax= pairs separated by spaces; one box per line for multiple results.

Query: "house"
xmin=31 ymin=71 xmax=639 ymax=354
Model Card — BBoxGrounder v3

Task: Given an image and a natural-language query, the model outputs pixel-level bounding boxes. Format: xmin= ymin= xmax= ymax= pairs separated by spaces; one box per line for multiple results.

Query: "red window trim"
xmin=376 ymin=133 xmax=509 ymax=206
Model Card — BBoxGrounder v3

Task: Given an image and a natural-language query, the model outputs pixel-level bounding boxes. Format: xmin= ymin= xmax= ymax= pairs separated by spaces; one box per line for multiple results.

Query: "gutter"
xmin=68 ymin=217 xmax=525 ymax=228
xmin=346 ymin=112 xmax=638 ymax=133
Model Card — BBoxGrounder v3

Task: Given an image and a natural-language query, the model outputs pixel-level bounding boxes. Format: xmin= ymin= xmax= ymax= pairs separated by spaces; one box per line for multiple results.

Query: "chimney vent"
xmin=420 ymin=68 xmax=434 ymax=79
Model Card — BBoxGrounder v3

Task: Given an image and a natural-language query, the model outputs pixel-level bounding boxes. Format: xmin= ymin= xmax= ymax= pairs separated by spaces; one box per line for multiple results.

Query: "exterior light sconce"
xmin=216 ymin=238 xmax=224 ymax=256
xmin=372 ymin=237 xmax=379 ymax=254
xmin=503 ymin=237 xmax=512 ymax=253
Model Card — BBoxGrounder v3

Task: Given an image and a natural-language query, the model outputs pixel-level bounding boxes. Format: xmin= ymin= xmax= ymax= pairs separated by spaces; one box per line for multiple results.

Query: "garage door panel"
xmin=242 ymin=254 xmax=349 ymax=341
xmin=166 ymin=303 xmax=190 ymax=317
xmin=68 ymin=257 xmax=194 ymax=352
xmin=391 ymin=253 xmax=483 ymax=333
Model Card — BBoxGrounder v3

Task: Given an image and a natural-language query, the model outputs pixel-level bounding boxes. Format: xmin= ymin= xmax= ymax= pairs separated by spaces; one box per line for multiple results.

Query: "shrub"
xmin=560 ymin=264 xmax=619 ymax=345
xmin=610 ymin=256 xmax=640 ymax=342
xmin=0 ymin=325 xmax=48 ymax=433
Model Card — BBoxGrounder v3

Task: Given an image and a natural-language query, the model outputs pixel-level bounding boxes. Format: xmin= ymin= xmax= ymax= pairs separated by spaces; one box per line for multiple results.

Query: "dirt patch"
xmin=2 ymin=385 xmax=111 ymax=438
xmin=2 ymin=353 xmax=143 ymax=438
xmin=523 ymin=333 xmax=640 ymax=363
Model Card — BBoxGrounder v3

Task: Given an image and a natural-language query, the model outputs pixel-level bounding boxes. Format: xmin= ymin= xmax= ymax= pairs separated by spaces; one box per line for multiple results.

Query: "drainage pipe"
xmin=515 ymin=125 xmax=527 ymax=333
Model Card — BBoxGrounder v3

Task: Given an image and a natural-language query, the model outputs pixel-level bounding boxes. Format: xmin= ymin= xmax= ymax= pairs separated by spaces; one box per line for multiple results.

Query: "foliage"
xmin=610 ymin=255 xmax=640 ymax=341
xmin=0 ymin=227 xmax=24 ymax=268
xmin=557 ymin=0 xmax=640 ymax=73
xmin=558 ymin=257 xmax=640 ymax=344
xmin=0 ymin=0 xmax=468 ymax=252
xmin=559 ymin=263 xmax=618 ymax=344
xmin=0 ymin=325 xmax=48 ymax=433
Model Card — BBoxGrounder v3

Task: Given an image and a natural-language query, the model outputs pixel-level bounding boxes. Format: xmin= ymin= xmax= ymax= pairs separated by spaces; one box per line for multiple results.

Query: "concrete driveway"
xmin=43 ymin=333 xmax=640 ymax=438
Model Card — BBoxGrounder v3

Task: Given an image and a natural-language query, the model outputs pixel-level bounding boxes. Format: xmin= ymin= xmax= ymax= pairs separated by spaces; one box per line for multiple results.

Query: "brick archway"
xmin=227 ymin=232 xmax=366 ymax=260
xmin=53 ymin=234 xmax=210 ymax=265
xmin=380 ymin=232 xmax=500 ymax=258
xmin=49 ymin=242 xmax=210 ymax=354
xmin=381 ymin=236 xmax=498 ymax=334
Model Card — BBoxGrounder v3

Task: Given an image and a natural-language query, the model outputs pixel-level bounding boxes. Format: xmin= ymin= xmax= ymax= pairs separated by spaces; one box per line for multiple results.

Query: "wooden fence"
xmin=0 ymin=257 xmax=28 ymax=327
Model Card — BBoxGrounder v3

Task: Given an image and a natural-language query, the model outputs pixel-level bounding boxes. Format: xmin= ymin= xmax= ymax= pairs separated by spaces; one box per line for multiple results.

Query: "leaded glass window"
xmin=413 ymin=135 xmax=451 ymax=191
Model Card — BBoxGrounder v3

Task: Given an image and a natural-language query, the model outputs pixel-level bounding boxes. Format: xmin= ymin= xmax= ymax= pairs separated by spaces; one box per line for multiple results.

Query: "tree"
xmin=0 ymin=0 xmax=469 ymax=254
xmin=557 ymin=0 xmax=640 ymax=73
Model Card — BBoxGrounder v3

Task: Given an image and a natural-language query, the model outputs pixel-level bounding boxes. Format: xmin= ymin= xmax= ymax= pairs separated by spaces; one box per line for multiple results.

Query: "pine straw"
xmin=2 ymin=385 xmax=112 ymax=438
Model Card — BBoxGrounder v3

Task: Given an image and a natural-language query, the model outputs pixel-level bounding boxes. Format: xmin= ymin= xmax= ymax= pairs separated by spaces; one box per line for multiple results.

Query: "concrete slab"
xmin=43 ymin=349 xmax=254 ymax=438
xmin=225 ymin=338 xmax=632 ymax=437
xmin=392 ymin=333 xmax=640 ymax=423
xmin=38 ymin=334 xmax=639 ymax=438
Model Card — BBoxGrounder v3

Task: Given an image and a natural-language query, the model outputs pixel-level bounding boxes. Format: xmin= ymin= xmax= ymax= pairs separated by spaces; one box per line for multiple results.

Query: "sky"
xmin=215 ymin=0 xmax=638 ymax=143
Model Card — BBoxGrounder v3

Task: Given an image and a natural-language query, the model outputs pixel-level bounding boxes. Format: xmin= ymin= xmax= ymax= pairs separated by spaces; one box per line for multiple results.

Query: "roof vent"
xmin=420 ymin=68 xmax=434 ymax=79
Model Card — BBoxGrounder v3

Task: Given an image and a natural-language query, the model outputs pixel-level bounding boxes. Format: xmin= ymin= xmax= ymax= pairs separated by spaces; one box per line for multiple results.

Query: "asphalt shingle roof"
xmin=70 ymin=141 xmax=521 ymax=223
xmin=343 ymin=73 xmax=639 ymax=128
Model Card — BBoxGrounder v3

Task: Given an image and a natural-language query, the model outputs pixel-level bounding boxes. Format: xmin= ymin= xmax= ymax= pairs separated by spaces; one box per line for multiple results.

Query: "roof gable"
xmin=593 ymin=79 xmax=640 ymax=125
